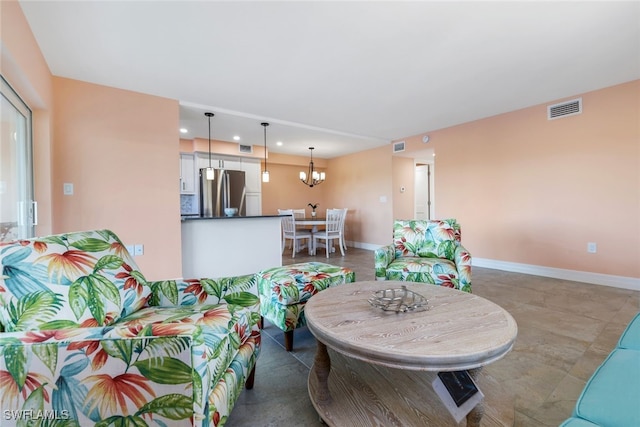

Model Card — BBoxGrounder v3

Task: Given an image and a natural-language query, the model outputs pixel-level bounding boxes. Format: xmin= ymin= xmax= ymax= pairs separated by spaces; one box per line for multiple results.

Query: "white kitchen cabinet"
xmin=196 ymin=153 xmax=241 ymax=171
xmin=192 ymin=153 xmax=262 ymax=216
xmin=245 ymin=193 xmax=262 ymax=216
xmin=218 ymin=156 xmax=242 ymax=171
xmin=180 ymin=153 xmax=196 ymax=194
xmin=241 ymin=159 xmax=262 ymax=193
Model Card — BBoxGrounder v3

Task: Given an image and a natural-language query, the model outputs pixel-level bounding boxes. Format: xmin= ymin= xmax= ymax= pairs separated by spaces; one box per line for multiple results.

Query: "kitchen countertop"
xmin=181 ymin=215 xmax=282 ymax=221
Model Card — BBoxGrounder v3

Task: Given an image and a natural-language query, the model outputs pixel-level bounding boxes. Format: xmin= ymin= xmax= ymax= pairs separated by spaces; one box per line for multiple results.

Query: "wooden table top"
xmin=304 ymin=281 xmax=518 ymax=371
xmin=296 ymin=217 xmax=326 ymax=224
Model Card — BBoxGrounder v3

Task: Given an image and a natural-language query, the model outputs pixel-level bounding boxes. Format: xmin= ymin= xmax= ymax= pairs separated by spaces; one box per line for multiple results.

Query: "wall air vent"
xmin=393 ymin=141 xmax=405 ymax=153
xmin=239 ymin=144 xmax=253 ymax=154
xmin=548 ymin=98 xmax=582 ymax=120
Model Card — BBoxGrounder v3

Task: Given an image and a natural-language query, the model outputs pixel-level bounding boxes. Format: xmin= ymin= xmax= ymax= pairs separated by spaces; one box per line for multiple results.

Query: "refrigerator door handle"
xmin=215 ymin=170 xmax=225 ymax=216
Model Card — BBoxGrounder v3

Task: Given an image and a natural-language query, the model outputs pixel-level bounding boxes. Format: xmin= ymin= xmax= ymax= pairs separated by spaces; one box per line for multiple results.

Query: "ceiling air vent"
xmin=239 ymin=144 xmax=253 ymax=154
xmin=548 ymin=98 xmax=582 ymax=120
xmin=393 ymin=141 xmax=405 ymax=153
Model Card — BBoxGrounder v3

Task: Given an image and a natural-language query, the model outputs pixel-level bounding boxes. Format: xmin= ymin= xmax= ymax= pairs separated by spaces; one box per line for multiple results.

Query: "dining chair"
xmin=292 ymin=208 xmax=309 ymax=233
xmin=279 ymin=209 xmax=312 ymax=257
xmin=335 ymin=208 xmax=348 ymax=252
xmin=277 ymin=209 xmax=290 ymax=250
xmin=312 ymin=208 xmax=345 ymax=258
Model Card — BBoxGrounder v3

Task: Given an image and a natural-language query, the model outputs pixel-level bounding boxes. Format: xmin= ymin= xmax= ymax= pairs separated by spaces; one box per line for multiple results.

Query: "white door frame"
xmin=414 ymin=158 xmax=434 ymax=220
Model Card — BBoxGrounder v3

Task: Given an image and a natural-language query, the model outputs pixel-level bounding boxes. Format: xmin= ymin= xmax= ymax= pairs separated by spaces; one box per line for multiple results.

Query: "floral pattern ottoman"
xmin=257 ymin=262 xmax=355 ymax=351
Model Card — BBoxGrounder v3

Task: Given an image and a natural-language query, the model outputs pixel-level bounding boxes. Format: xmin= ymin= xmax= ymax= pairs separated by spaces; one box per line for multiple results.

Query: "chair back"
xmin=325 ymin=208 xmax=344 ymax=233
xmin=279 ymin=209 xmax=296 ymax=234
xmin=0 ymin=229 xmax=151 ymax=331
xmin=292 ymin=209 xmax=306 ymax=219
xmin=338 ymin=208 xmax=348 ymax=232
xmin=392 ymin=219 xmax=461 ymax=260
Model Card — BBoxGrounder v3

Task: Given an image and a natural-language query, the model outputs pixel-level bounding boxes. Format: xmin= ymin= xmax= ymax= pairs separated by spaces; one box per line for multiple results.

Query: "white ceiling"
xmin=19 ymin=1 xmax=640 ymax=158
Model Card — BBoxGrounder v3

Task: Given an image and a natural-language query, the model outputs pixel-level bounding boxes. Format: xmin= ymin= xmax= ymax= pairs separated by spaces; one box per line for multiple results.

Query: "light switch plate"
xmin=63 ymin=183 xmax=74 ymax=195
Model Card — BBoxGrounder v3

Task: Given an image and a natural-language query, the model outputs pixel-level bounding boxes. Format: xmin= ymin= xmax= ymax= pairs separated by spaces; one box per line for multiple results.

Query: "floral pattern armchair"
xmin=0 ymin=229 xmax=261 ymax=426
xmin=374 ymin=219 xmax=472 ymax=292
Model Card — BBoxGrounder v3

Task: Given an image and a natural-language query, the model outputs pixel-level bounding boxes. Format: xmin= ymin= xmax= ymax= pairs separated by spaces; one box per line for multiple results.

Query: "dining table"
xmin=293 ymin=217 xmax=332 ymax=255
xmin=295 ymin=217 xmax=326 ymax=232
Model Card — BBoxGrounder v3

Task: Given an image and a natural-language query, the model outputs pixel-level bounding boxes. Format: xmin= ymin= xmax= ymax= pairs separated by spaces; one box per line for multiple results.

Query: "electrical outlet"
xmin=587 ymin=242 xmax=597 ymax=253
xmin=125 ymin=244 xmax=134 ymax=256
xmin=134 ymin=244 xmax=144 ymax=256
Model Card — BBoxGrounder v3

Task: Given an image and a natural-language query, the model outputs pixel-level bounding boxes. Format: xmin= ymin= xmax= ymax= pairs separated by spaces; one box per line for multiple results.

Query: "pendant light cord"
xmin=205 ymin=112 xmax=214 ymax=168
xmin=263 ymin=123 xmax=268 ymax=170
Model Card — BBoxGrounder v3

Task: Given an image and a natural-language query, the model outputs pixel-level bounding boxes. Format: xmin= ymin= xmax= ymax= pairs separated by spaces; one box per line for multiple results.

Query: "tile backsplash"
xmin=180 ymin=194 xmax=198 ymax=215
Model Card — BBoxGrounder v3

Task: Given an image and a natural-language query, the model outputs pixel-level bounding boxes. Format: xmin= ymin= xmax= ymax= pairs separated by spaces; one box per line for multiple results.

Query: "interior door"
xmin=1 ymin=76 xmax=35 ymax=241
xmin=414 ymin=163 xmax=431 ymax=220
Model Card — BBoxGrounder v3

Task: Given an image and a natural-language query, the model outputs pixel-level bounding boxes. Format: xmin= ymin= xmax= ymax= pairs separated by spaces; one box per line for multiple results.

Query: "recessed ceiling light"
xmin=276 ymin=141 xmax=283 ymax=146
xmin=233 ymin=135 xmax=240 ymax=141
xmin=179 ymin=128 xmax=188 ymax=134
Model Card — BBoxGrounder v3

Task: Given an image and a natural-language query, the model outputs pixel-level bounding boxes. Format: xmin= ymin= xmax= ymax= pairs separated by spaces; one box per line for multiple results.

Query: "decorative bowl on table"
xmin=368 ymin=285 xmax=428 ymax=313
xmin=224 ymin=207 xmax=238 ymax=217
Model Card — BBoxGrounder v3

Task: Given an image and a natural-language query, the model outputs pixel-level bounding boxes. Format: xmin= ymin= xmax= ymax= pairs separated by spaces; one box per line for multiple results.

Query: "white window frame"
xmin=1 ymin=75 xmax=35 ymax=240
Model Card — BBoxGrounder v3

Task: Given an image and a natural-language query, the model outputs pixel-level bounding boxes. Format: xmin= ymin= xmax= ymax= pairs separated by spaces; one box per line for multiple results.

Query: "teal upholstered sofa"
xmin=374 ymin=219 xmax=472 ymax=292
xmin=560 ymin=312 xmax=640 ymax=426
xmin=0 ymin=229 xmax=261 ymax=427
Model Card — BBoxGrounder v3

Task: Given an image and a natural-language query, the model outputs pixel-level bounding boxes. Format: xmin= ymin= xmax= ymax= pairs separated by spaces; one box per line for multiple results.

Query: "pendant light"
xmin=300 ymin=147 xmax=325 ymax=187
xmin=205 ymin=112 xmax=215 ymax=180
xmin=261 ymin=122 xmax=270 ymax=183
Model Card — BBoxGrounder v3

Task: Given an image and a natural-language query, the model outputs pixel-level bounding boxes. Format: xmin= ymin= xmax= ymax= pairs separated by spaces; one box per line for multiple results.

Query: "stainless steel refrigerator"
xmin=199 ymin=168 xmax=246 ymax=217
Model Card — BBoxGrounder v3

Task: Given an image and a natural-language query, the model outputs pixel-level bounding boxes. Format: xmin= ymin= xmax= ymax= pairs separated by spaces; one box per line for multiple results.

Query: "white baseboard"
xmin=349 ymin=241 xmax=383 ymax=251
xmin=347 ymin=243 xmax=639 ymax=291
xmin=473 ymin=258 xmax=640 ymax=292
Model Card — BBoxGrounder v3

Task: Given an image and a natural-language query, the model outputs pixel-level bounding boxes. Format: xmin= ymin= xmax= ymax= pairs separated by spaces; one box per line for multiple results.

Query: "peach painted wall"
xmin=325 ymin=146 xmax=394 ymax=247
xmin=261 ymin=162 xmax=328 ymax=215
xmin=52 ymin=77 xmax=182 ymax=280
xmin=398 ymin=81 xmax=640 ymax=278
xmin=1 ymin=0 xmax=54 ymax=235
xmin=392 ymin=156 xmax=416 ymax=221
xmin=256 ymin=145 xmax=394 ymax=248
xmin=185 ymin=138 xmax=266 ymax=160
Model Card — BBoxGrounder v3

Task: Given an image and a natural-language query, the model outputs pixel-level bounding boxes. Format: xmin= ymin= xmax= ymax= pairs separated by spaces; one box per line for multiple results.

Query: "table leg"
xmin=466 ymin=368 xmax=485 ymax=427
xmin=311 ymin=341 xmax=332 ymax=404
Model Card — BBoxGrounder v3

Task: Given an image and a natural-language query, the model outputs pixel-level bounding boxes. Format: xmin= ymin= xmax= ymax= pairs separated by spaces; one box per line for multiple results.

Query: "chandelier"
xmin=299 ymin=147 xmax=325 ymax=187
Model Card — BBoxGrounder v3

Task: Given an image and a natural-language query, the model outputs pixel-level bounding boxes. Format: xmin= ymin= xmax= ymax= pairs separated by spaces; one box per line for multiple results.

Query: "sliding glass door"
xmin=1 ymin=76 xmax=35 ymax=241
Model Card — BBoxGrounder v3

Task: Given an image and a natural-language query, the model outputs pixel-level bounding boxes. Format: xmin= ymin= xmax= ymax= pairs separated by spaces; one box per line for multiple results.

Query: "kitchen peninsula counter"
xmin=181 ymin=215 xmax=282 ymax=278
xmin=181 ymin=215 xmax=282 ymax=221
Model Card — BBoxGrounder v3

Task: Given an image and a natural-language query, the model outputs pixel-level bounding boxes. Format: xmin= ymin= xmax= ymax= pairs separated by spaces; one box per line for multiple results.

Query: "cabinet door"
xmin=196 ymin=154 xmax=242 ymax=171
xmin=245 ymin=193 xmax=262 ymax=216
xmin=241 ymin=159 xmax=262 ymax=193
xmin=180 ymin=153 xmax=196 ymax=194
xmin=218 ymin=155 xmax=242 ymax=171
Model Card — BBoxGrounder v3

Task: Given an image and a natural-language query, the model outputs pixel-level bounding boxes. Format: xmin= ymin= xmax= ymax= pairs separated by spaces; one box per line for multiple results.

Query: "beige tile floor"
xmin=226 ymin=247 xmax=639 ymax=427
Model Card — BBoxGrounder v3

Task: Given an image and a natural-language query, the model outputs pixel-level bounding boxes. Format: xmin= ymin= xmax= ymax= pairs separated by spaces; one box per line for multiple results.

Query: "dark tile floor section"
xmin=225 ymin=247 xmax=640 ymax=427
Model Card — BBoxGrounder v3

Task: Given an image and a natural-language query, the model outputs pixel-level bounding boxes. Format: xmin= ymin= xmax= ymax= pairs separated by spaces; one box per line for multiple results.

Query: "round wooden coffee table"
xmin=304 ymin=281 xmax=518 ymax=427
